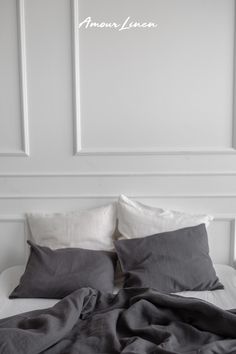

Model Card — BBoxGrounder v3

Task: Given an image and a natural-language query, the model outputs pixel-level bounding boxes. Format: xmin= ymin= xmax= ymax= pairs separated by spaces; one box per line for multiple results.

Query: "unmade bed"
xmin=1 ymin=196 xmax=236 ymax=353
xmin=1 ymin=273 xmax=236 ymax=353
xmin=0 ymin=263 xmax=236 ymax=319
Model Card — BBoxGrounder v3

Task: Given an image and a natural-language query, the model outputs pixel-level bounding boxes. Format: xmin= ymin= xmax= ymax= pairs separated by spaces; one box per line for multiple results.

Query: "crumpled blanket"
xmin=1 ymin=287 xmax=236 ymax=353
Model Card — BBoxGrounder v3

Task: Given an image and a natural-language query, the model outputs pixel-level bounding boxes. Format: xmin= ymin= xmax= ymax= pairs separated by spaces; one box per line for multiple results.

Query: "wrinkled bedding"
xmin=1 ymin=287 xmax=236 ymax=353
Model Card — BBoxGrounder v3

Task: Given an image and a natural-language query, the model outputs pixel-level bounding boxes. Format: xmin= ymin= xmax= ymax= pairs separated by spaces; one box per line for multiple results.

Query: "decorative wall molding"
xmin=71 ymin=0 xmax=81 ymax=155
xmin=212 ymin=217 xmax=236 ymax=266
xmin=75 ymin=148 xmax=236 ymax=156
xmin=233 ymin=0 xmax=236 ymax=152
xmin=0 ymin=0 xmax=29 ymax=157
xmin=211 ymin=216 xmax=236 ymax=265
xmin=231 ymin=219 xmax=236 ymax=266
xmin=0 ymin=215 xmax=27 ymax=272
xmin=72 ymin=0 xmax=236 ymax=156
xmin=0 ymin=215 xmax=25 ymax=222
xmin=2 ymin=171 xmax=236 ymax=177
xmin=17 ymin=0 xmax=29 ymax=156
xmin=1 ymin=172 xmax=236 ymax=198
xmin=2 ymin=194 xmax=236 ymax=199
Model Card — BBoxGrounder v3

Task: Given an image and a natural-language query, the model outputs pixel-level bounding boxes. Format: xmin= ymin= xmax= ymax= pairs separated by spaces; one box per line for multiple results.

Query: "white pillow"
xmin=117 ymin=195 xmax=213 ymax=239
xmin=27 ymin=203 xmax=117 ymax=251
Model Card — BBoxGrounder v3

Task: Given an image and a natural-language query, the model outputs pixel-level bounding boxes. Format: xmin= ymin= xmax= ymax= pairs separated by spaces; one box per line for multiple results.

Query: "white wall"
xmin=0 ymin=0 xmax=236 ymax=270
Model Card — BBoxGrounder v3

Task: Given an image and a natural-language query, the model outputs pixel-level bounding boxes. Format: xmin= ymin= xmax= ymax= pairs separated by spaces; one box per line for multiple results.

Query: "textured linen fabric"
xmin=27 ymin=203 xmax=116 ymax=251
xmin=10 ymin=241 xmax=117 ymax=299
xmin=0 ymin=264 xmax=235 ymax=320
xmin=115 ymin=224 xmax=223 ymax=293
xmin=2 ymin=287 xmax=236 ymax=353
xmin=118 ymin=194 xmax=213 ymax=239
xmin=0 ymin=264 xmax=235 ymax=319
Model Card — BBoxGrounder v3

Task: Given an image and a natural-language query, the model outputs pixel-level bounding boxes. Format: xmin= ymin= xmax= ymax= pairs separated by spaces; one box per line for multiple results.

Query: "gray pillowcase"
xmin=10 ymin=241 xmax=117 ymax=299
xmin=114 ymin=224 xmax=223 ymax=293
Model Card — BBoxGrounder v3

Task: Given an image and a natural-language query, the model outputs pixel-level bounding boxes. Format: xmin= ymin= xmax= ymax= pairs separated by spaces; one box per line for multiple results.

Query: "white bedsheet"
xmin=0 ymin=264 xmax=235 ymax=319
xmin=176 ymin=264 xmax=236 ymax=309
xmin=0 ymin=266 xmax=58 ymax=319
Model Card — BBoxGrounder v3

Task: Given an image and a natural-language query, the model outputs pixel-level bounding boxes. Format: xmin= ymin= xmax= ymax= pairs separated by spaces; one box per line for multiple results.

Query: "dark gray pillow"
xmin=114 ymin=224 xmax=223 ymax=293
xmin=10 ymin=241 xmax=117 ymax=299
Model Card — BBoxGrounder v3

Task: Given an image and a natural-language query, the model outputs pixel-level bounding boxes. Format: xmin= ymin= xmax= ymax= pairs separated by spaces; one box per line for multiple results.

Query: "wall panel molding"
xmin=16 ymin=0 xmax=29 ymax=156
xmin=75 ymin=148 xmax=236 ymax=156
xmin=2 ymin=194 xmax=236 ymax=199
xmin=0 ymin=0 xmax=29 ymax=157
xmin=2 ymin=171 xmax=236 ymax=177
xmin=71 ymin=0 xmax=81 ymax=155
xmin=233 ymin=0 xmax=236 ymax=152
xmin=0 ymin=215 xmax=25 ymax=222
xmin=230 ymin=218 xmax=236 ymax=266
xmin=0 ymin=215 xmax=27 ymax=272
xmin=72 ymin=0 xmax=236 ymax=156
xmin=1 ymin=173 xmax=236 ymax=197
xmin=208 ymin=217 xmax=236 ymax=266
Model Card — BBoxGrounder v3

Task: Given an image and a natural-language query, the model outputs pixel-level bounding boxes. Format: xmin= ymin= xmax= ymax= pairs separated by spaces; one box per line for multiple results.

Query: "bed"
xmin=1 ymin=266 xmax=236 ymax=353
xmin=1 ymin=196 xmax=236 ymax=353
xmin=0 ymin=263 xmax=236 ymax=320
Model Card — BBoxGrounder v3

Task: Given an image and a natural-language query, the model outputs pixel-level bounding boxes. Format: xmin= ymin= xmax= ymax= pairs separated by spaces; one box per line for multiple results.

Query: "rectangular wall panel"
xmin=2 ymin=174 xmax=236 ymax=197
xmin=0 ymin=219 xmax=27 ymax=272
xmin=73 ymin=0 xmax=235 ymax=154
xmin=0 ymin=0 xmax=29 ymax=156
xmin=208 ymin=220 xmax=234 ymax=265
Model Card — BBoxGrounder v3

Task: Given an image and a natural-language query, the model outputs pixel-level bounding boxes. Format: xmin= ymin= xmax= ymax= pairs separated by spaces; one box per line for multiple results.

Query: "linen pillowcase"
xmin=118 ymin=195 xmax=213 ymax=239
xmin=114 ymin=224 xmax=223 ymax=293
xmin=27 ymin=203 xmax=116 ymax=251
xmin=10 ymin=241 xmax=117 ymax=299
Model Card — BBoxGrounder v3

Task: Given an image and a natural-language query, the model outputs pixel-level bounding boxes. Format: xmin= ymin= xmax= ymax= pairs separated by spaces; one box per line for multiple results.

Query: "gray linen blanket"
xmin=1 ymin=287 xmax=236 ymax=353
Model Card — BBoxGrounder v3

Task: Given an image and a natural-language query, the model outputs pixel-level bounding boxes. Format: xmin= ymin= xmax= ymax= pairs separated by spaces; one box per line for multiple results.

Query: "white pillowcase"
xmin=117 ymin=195 xmax=213 ymax=239
xmin=27 ymin=203 xmax=116 ymax=251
